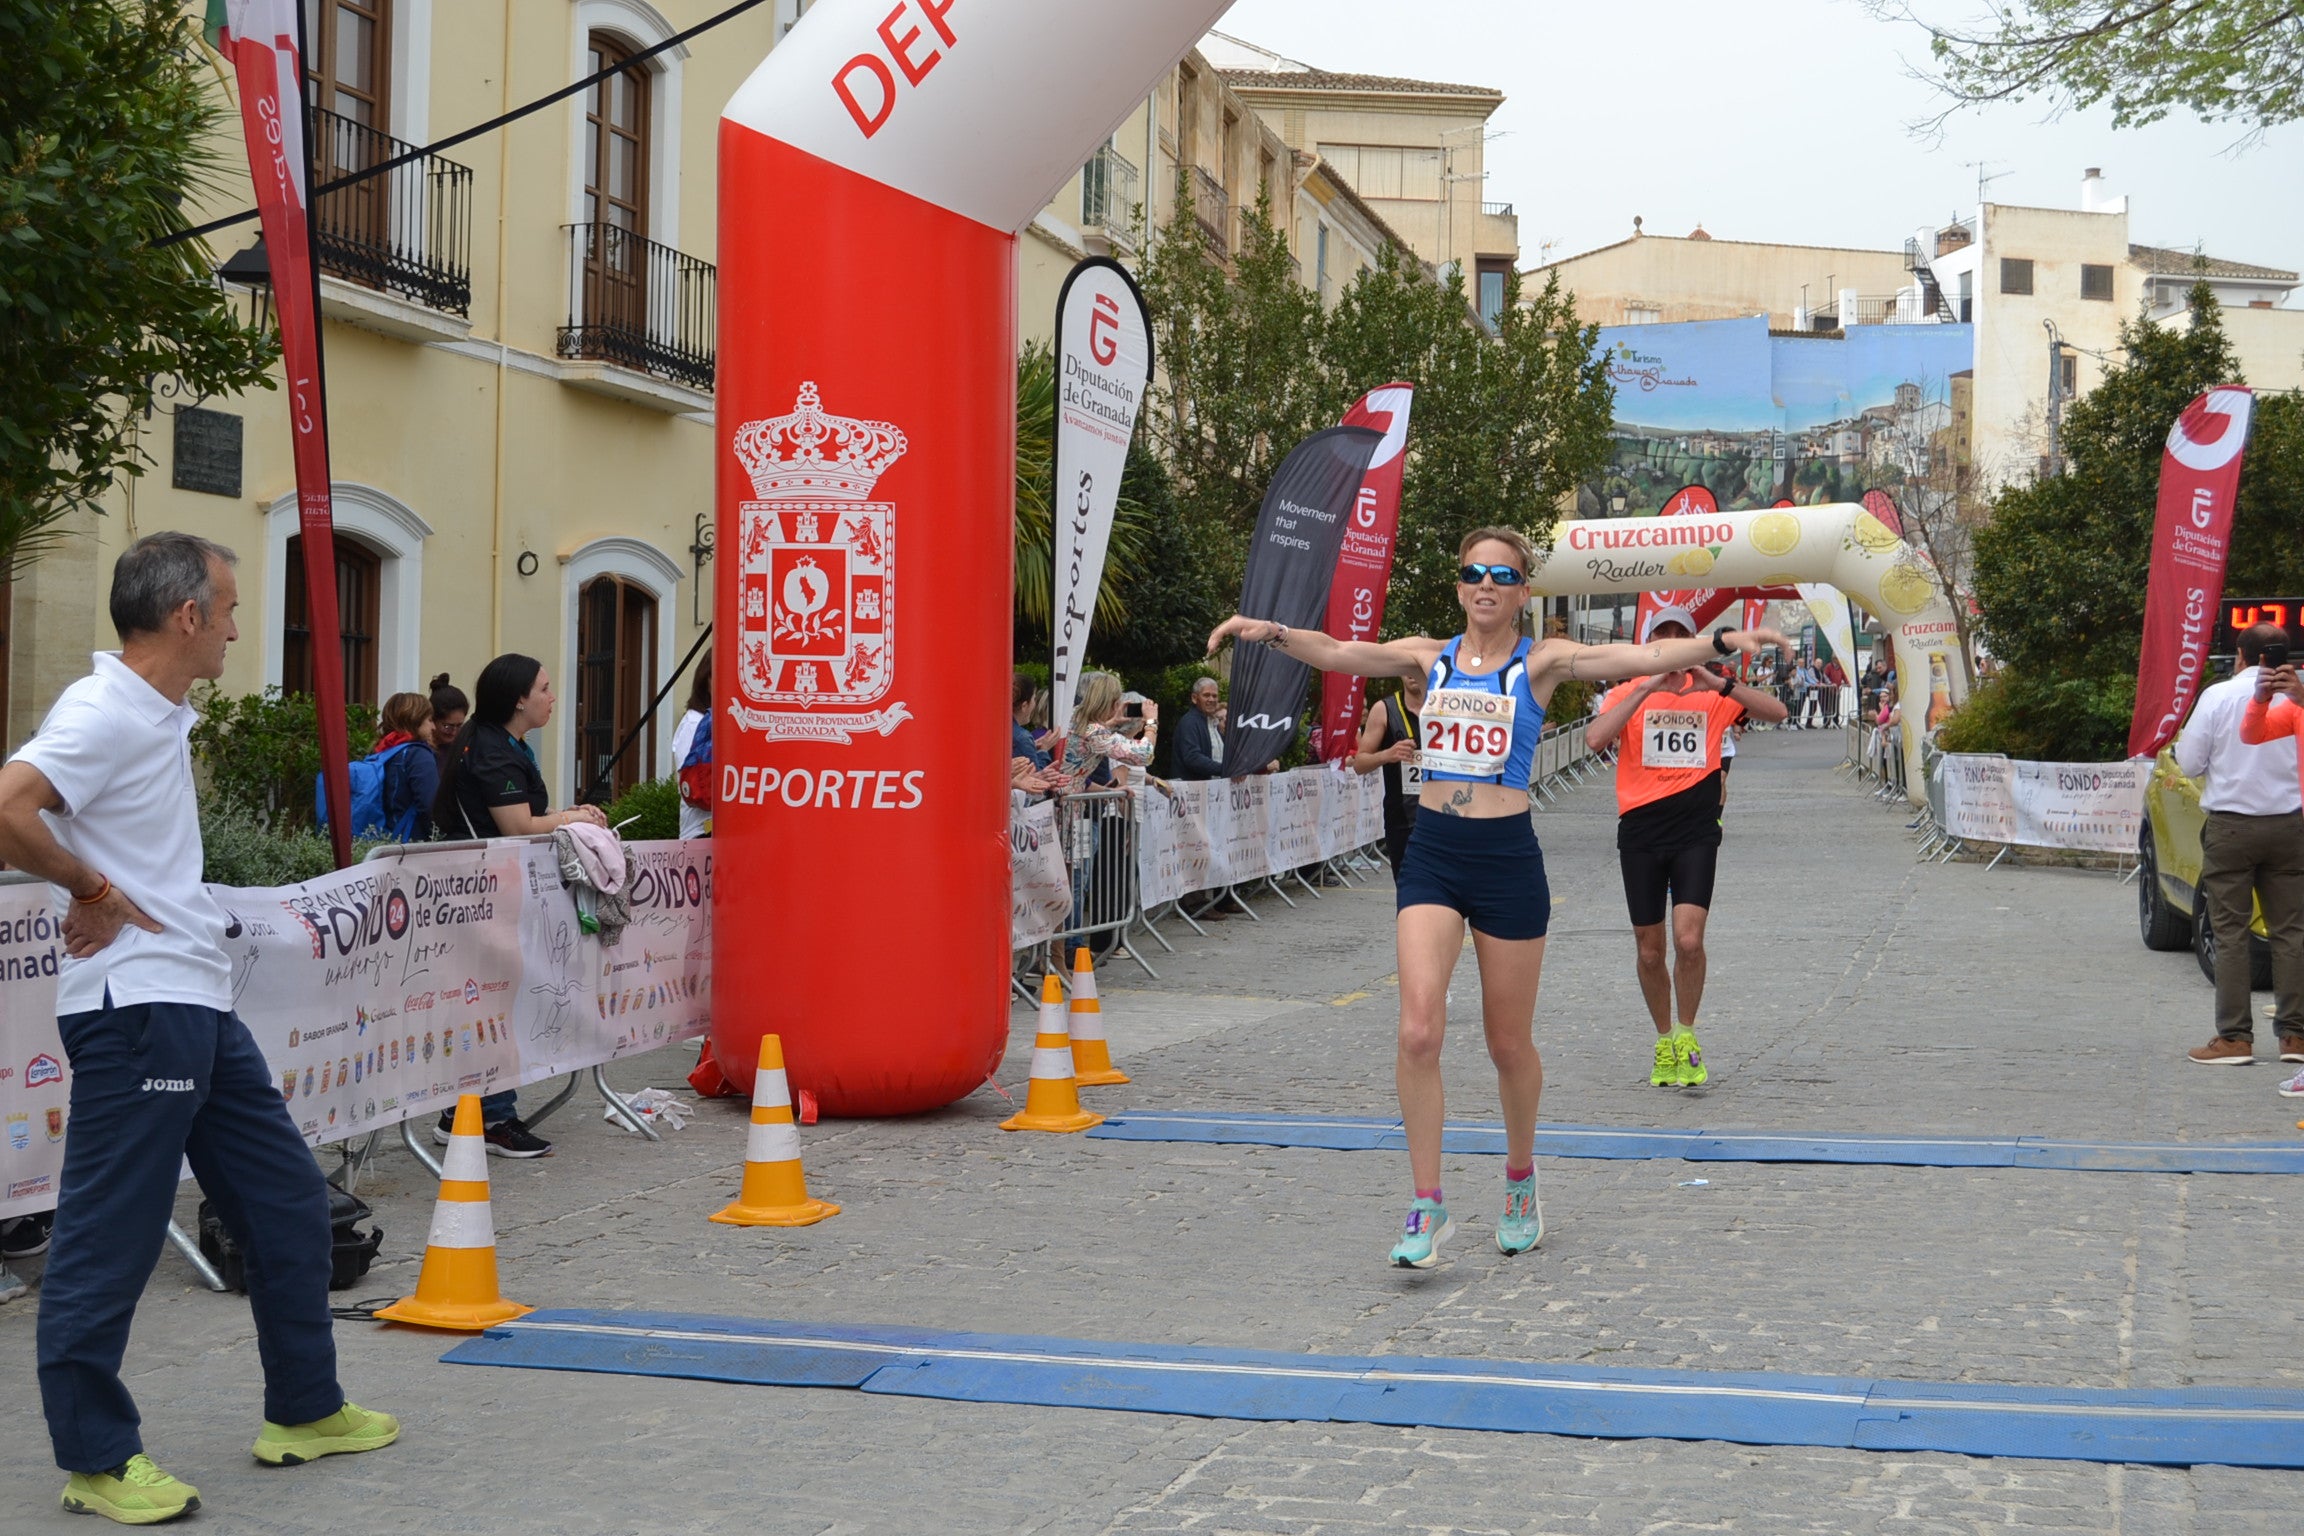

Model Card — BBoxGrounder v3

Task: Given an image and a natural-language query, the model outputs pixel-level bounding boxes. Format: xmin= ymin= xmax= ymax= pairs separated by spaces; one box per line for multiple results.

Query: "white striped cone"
xmin=1002 ymin=973 xmax=1102 ymax=1133
xmin=375 ymin=1094 xmax=533 ymax=1330
xmin=1067 ymin=946 xmax=1128 ymax=1086
xmin=711 ymin=1034 xmax=839 ymax=1226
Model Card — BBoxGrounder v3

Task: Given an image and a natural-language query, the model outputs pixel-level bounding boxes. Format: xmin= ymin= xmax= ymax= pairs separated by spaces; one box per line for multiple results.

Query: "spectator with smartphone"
xmin=1060 ymin=672 xmax=1158 ymax=787
xmin=2183 ymin=623 xmax=2304 ymax=1068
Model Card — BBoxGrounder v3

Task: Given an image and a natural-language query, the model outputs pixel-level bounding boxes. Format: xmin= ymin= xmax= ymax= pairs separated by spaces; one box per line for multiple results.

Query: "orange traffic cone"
xmin=375 ymin=1095 xmax=534 ymax=1331
xmin=710 ymin=1035 xmax=839 ymax=1226
xmin=1066 ymin=946 xmax=1129 ymax=1086
xmin=1001 ymin=974 xmax=1104 ymax=1133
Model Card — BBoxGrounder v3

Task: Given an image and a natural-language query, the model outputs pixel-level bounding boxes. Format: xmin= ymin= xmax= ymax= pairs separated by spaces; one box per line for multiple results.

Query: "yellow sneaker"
xmin=1674 ymin=1024 xmax=1708 ymax=1087
xmin=60 ymin=1455 xmax=199 ymax=1525
xmin=252 ymin=1402 xmax=400 ymax=1466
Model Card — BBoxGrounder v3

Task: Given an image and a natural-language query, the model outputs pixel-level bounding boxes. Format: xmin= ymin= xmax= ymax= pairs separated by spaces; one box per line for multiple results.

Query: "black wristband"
xmin=1712 ymin=626 xmax=1734 ymax=655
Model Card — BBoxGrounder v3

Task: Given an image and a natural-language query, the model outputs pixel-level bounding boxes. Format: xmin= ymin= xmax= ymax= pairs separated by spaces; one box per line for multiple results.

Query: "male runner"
xmin=1586 ymin=607 xmax=1789 ymax=1086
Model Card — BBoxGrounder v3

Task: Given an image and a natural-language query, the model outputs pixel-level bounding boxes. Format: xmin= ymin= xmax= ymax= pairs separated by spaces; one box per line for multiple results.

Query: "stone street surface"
xmin=4 ymin=729 xmax=2300 ymax=1534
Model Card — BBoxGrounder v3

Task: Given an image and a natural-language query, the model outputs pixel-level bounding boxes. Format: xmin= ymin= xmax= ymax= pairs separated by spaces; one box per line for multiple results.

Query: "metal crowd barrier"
xmin=361 ymin=834 xmax=661 ymax=1176
xmin=1013 ymin=787 xmax=1148 ymax=992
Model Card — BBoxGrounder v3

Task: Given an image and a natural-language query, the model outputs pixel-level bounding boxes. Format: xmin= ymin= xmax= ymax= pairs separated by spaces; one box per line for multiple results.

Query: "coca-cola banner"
xmin=1224 ymin=427 xmax=1384 ymax=775
xmin=1049 ymin=258 xmax=1154 ymax=738
xmin=2130 ymin=387 xmax=2255 ymax=757
xmin=1314 ymin=385 xmax=1414 ymax=760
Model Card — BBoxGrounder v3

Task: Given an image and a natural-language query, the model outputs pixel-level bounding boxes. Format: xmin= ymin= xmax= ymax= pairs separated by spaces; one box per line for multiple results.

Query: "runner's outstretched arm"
xmin=1540 ymin=628 xmax=1793 ymax=692
xmin=1725 ymin=674 xmax=1791 ymax=725
xmin=1586 ymin=676 xmax=1664 ymax=751
xmin=1207 ymin=616 xmax=1434 ymax=681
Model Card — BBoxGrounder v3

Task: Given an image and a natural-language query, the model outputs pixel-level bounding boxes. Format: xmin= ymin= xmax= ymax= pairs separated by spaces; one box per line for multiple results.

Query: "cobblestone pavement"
xmin=3 ymin=730 xmax=2299 ymax=1533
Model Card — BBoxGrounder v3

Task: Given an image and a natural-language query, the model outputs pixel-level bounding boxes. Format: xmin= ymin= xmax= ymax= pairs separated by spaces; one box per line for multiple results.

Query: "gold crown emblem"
xmin=733 ymin=382 xmax=908 ymax=501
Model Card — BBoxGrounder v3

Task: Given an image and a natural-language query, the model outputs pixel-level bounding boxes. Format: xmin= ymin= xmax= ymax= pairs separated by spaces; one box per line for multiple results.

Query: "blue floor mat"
xmin=443 ymin=1310 xmax=2304 ymax=1469
xmin=1088 ymin=1111 xmax=2304 ymax=1175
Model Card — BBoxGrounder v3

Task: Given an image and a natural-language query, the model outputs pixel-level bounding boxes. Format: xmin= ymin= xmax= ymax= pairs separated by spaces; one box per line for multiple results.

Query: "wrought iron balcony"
xmin=1191 ymin=166 xmax=1229 ymax=257
xmin=559 ymin=223 xmax=717 ymax=393
xmin=309 ymin=106 xmax=473 ymax=315
xmin=1081 ymin=143 xmax=1140 ymax=250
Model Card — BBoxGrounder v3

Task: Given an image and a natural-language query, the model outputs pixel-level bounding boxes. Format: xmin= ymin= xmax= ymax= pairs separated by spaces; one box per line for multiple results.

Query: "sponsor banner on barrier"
xmin=0 ymin=840 xmax=715 ymax=1221
xmin=1118 ymin=768 xmax=1382 ymax=925
xmin=1010 ymin=798 xmax=1071 ymax=949
xmin=1934 ymin=755 xmax=2143 ymax=853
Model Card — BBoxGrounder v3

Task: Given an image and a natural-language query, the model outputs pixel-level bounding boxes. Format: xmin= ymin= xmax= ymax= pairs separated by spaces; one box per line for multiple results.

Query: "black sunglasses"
xmin=1458 ymin=562 xmax=1528 ymax=587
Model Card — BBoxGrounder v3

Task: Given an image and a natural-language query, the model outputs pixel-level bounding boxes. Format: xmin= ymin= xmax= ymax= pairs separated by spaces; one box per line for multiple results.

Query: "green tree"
xmin=1958 ymin=284 xmax=2304 ymax=758
xmin=0 ymin=0 xmax=278 ymax=574
xmin=1893 ymin=0 xmax=2304 ymax=131
xmin=1323 ymin=255 xmax=1615 ymax=639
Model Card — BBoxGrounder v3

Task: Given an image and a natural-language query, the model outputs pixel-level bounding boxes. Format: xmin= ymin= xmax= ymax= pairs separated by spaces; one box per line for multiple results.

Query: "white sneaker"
xmin=2278 ymin=1068 xmax=2304 ymax=1099
xmin=0 ymin=1268 xmax=27 ymax=1306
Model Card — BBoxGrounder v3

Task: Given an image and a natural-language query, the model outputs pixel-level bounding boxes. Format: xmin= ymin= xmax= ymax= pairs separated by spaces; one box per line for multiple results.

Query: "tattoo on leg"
xmin=1434 ymin=786 xmax=1478 ymax=818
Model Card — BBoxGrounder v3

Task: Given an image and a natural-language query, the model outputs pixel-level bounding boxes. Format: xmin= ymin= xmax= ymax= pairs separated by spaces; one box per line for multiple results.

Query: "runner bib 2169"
xmin=1419 ymin=688 xmax=1517 ymax=779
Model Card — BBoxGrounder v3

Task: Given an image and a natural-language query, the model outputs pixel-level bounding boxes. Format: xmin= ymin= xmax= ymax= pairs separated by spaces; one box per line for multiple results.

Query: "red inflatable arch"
xmin=711 ymin=1 xmax=1232 ymax=1114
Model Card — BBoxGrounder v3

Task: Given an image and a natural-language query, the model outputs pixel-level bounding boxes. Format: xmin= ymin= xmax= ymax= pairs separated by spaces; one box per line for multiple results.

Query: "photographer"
xmin=2186 ymin=624 xmax=2304 ymax=1068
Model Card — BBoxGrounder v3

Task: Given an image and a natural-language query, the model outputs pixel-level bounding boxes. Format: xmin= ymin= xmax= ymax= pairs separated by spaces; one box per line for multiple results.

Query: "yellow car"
xmin=2139 ymin=745 xmax=2273 ymax=987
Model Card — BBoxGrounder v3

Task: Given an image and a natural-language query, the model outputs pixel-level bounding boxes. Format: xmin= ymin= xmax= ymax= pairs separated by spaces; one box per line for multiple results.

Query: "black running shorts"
xmin=1618 ymin=839 xmax=1719 ymax=927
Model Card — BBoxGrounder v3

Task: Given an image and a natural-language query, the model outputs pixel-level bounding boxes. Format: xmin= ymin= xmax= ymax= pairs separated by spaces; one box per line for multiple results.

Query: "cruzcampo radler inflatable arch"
xmin=1530 ymin=502 xmax=1963 ymax=803
xmin=711 ymin=0 xmax=1233 ymax=1114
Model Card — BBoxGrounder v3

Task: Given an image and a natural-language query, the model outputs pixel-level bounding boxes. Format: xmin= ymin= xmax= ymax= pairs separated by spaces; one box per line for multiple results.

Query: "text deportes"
xmin=721 ymin=765 xmax=927 ymax=810
xmin=832 ymin=0 xmax=961 ymax=139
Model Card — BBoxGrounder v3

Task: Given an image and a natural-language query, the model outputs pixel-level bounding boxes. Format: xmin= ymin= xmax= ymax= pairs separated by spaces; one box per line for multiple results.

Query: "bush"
xmin=199 ymin=796 xmax=340 ymax=887
xmin=1547 ymin=677 xmax=1596 ymax=724
xmin=603 ymin=776 xmax=681 ymax=841
xmin=190 ymin=686 xmax=377 ymax=831
xmin=1934 ymin=669 xmax=2135 ymax=762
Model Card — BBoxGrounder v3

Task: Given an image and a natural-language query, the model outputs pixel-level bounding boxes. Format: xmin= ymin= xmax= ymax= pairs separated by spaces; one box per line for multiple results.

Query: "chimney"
xmin=2081 ymin=167 xmax=2105 ymax=212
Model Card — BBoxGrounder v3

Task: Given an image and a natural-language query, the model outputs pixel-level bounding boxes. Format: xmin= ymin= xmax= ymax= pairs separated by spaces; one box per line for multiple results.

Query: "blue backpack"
xmin=317 ymin=741 xmax=424 ymax=842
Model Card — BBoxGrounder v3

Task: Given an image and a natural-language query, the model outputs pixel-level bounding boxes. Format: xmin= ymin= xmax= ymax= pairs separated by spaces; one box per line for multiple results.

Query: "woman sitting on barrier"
xmin=1209 ymin=527 xmax=1787 ymax=1269
xmin=430 ymin=652 xmax=608 ymax=1158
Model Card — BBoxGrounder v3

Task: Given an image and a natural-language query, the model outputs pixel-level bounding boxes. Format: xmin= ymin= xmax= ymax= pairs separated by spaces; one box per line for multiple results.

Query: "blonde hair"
xmin=1071 ymin=671 xmax=1123 ymax=730
xmin=1457 ymin=525 xmax=1538 ymax=573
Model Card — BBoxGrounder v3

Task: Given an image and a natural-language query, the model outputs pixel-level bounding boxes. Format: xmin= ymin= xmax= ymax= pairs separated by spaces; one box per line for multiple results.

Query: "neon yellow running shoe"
xmin=60 ymin=1455 xmax=199 ymax=1525
xmin=1651 ymin=1034 xmax=1678 ymax=1087
xmin=1674 ymin=1025 xmax=1708 ymax=1087
xmin=252 ymin=1403 xmax=400 ymax=1467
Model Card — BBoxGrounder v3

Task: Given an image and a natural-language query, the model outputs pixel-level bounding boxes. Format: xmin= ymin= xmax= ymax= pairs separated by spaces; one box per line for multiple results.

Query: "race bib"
xmin=1419 ymin=688 xmax=1516 ymax=779
xmin=1402 ymin=759 xmax=1424 ymax=792
xmin=1641 ymin=708 xmax=1710 ymax=770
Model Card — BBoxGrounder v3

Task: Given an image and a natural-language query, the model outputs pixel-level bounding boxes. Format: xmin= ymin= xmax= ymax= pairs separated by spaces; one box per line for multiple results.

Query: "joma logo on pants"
xmin=140 ymin=1077 xmax=194 ymax=1093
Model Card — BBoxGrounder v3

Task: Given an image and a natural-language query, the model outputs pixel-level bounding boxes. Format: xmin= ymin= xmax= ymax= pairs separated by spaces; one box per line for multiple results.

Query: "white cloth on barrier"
xmin=1934 ymin=755 xmax=2145 ymax=853
xmin=0 ymin=839 xmax=713 ymax=1221
xmin=1009 ymin=798 xmax=1071 ymax=948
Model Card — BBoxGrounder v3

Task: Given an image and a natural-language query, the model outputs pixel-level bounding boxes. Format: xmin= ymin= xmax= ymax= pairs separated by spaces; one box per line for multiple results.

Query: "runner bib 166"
xmin=1641 ymin=708 xmax=1710 ymax=770
xmin=1419 ymin=688 xmax=1517 ymax=778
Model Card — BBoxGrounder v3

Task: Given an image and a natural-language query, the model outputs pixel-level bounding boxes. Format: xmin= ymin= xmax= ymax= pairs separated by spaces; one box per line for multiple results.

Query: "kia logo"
xmin=1089 ymin=294 xmax=1120 ymax=367
xmin=2166 ymin=388 xmax=2253 ymax=472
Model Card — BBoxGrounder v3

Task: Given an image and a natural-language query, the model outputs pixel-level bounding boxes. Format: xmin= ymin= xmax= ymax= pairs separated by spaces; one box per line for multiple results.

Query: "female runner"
xmin=1209 ymin=527 xmax=1787 ymax=1267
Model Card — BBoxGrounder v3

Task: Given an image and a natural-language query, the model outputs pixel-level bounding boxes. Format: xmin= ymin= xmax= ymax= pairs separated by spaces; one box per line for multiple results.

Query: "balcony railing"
xmin=1191 ymin=166 xmax=1229 ymax=256
xmin=559 ymin=223 xmax=717 ymax=393
xmin=1481 ymin=200 xmax=1515 ymax=218
xmin=309 ymin=106 xmax=473 ymax=315
xmin=1811 ymin=294 xmax=1902 ymax=329
xmin=1081 ymin=143 xmax=1140 ymax=249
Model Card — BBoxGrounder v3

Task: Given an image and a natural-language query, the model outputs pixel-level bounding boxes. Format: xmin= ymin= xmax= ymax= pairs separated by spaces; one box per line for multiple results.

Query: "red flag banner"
xmin=2130 ymin=387 xmax=2255 ymax=758
xmin=1314 ymin=384 xmax=1413 ymax=760
xmin=1632 ymin=485 xmax=1720 ymax=639
xmin=214 ymin=1 xmax=353 ymax=862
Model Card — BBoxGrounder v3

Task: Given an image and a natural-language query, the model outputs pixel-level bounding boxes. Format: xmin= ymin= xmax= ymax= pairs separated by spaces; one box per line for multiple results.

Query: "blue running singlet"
xmin=1419 ymin=636 xmax=1546 ymax=792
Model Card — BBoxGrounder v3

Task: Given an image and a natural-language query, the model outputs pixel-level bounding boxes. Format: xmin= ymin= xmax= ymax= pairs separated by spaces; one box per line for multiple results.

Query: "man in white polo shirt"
xmin=0 ymin=533 xmax=398 ymax=1525
xmin=2176 ymin=622 xmax=2304 ymax=1067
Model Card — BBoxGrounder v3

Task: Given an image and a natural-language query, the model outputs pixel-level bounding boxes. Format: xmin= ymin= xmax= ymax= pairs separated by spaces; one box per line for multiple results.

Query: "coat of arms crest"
xmin=729 ymin=382 xmax=911 ymax=741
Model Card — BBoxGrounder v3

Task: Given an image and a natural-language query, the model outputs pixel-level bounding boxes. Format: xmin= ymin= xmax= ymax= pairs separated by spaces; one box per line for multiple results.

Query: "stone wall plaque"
xmin=171 ymin=407 xmax=243 ymax=498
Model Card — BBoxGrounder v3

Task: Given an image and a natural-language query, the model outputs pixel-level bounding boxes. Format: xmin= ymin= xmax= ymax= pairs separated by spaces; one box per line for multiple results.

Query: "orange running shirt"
xmin=1602 ymin=679 xmax=1748 ymax=816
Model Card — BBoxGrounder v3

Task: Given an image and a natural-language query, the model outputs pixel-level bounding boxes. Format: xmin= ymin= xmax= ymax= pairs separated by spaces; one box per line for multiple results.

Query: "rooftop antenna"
xmin=1964 ymin=159 xmax=2007 ymax=205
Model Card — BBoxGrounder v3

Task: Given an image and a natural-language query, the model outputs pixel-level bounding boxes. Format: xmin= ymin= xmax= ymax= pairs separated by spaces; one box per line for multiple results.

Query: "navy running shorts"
xmin=1394 ymin=811 xmax=1551 ymax=940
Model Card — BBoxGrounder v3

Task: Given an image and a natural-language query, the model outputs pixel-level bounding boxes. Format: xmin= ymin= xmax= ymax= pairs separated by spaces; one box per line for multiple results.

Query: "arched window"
xmin=282 ymin=534 xmax=383 ymax=707
xmin=576 ymin=575 xmax=659 ymax=802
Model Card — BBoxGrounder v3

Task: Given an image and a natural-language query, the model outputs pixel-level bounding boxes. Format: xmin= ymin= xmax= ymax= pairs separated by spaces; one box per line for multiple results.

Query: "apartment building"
xmin=1528 ymin=222 xmax=1913 ymax=332
xmin=5 ymin=0 xmax=809 ymax=797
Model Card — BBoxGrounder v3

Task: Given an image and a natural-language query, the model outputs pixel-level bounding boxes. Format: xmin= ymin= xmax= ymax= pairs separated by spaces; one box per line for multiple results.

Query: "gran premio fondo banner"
xmin=1049 ymin=258 xmax=1154 ymax=739
xmin=1223 ymin=426 xmax=1384 ymax=776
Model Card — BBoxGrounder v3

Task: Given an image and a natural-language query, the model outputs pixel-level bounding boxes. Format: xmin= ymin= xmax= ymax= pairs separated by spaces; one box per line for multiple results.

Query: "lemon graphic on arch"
xmin=1751 ymin=511 xmax=1801 ymax=558
xmin=1851 ymin=511 xmax=1903 ymax=554
xmin=1877 ymin=559 xmax=1936 ymax=616
xmin=1667 ymin=547 xmax=1716 ymax=579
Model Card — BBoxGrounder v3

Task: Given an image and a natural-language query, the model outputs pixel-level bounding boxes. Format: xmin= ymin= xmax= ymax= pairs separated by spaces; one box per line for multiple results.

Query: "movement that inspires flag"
xmin=1313 ymin=384 xmax=1414 ymax=761
xmin=2130 ymin=387 xmax=2256 ymax=758
xmin=1223 ymin=426 xmax=1384 ymax=777
xmin=1049 ymin=259 xmax=1153 ymax=743
xmin=208 ymin=0 xmax=354 ymax=863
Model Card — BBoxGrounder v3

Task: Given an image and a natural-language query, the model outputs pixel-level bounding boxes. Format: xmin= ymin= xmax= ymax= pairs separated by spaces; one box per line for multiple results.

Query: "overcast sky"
xmin=1212 ymin=0 xmax=2303 ymax=296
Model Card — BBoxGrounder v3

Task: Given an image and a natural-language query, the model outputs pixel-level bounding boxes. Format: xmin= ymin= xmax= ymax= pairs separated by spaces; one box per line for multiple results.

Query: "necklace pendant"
xmin=1469 ymin=653 xmax=1484 ymax=667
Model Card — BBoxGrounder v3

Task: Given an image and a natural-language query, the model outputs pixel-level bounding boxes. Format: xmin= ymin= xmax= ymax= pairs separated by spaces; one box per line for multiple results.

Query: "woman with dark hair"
xmin=431 ymin=654 xmax=606 ymax=1157
xmin=669 ymin=648 xmax=713 ymax=841
xmin=428 ymin=672 xmax=469 ymax=784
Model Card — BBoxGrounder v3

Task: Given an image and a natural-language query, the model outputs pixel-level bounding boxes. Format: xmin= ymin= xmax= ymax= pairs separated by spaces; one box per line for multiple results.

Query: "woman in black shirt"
xmin=428 ymin=653 xmax=606 ymax=1155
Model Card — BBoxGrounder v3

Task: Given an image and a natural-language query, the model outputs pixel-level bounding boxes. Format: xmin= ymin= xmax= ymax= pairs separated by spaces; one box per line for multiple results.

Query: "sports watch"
xmin=1711 ymin=626 xmax=1735 ymax=655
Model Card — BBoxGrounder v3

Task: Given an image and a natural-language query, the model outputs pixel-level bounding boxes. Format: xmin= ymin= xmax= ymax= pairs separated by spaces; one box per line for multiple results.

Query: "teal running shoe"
xmin=1388 ymin=1197 xmax=1453 ymax=1269
xmin=1497 ymin=1173 xmax=1543 ymax=1255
